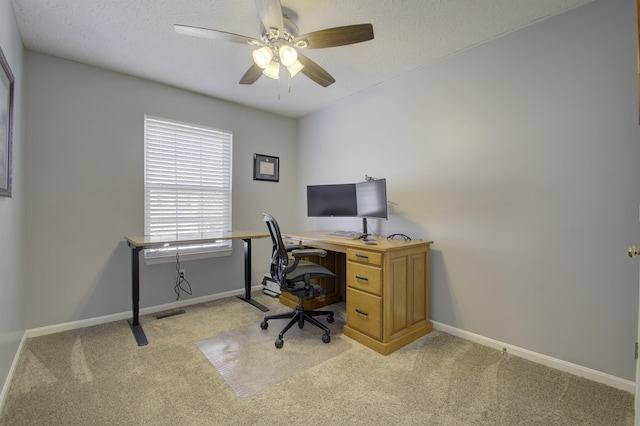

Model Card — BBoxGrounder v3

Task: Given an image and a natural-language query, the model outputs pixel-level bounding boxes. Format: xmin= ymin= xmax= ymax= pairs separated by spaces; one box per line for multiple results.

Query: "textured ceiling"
xmin=10 ymin=0 xmax=595 ymax=118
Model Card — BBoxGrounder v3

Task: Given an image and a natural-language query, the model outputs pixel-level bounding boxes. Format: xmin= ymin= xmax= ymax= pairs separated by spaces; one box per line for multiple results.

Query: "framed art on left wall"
xmin=0 ymin=44 xmax=14 ymax=197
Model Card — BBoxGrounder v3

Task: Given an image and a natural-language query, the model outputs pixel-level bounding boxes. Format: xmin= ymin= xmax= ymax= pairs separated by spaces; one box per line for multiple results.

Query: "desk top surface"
xmin=284 ymin=231 xmax=433 ymax=253
xmin=125 ymin=231 xmax=269 ymax=248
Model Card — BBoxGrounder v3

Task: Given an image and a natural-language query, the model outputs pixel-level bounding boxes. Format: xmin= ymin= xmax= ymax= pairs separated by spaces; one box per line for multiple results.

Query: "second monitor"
xmin=356 ymin=178 xmax=388 ymax=235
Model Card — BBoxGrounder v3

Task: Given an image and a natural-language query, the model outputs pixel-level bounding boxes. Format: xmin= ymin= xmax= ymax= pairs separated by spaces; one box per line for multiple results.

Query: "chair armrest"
xmin=291 ymin=248 xmax=327 ymax=259
xmin=284 ymin=243 xmax=306 ymax=252
xmin=283 ymin=248 xmax=327 ymax=275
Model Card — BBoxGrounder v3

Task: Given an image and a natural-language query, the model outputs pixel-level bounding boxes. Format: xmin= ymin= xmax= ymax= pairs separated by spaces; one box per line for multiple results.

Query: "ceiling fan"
xmin=174 ymin=0 xmax=374 ymax=87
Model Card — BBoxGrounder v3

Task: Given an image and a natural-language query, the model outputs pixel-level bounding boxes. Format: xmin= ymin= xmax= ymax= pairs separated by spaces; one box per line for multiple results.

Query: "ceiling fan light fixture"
xmin=263 ymin=60 xmax=280 ymax=80
xmin=252 ymin=46 xmax=273 ymax=69
xmin=279 ymin=45 xmax=298 ymax=67
xmin=174 ymin=5 xmax=374 ymax=89
xmin=287 ymin=60 xmax=304 ymax=77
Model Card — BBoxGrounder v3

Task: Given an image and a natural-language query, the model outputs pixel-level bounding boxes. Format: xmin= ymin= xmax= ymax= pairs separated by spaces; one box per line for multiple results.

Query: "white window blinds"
xmin=144 ymin=115 xmax=233 ymax=259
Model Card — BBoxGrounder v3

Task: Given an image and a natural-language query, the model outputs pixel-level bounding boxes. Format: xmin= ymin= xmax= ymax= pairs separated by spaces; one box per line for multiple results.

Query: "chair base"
xmin=260 ymin=297 xmax=334 ymax=349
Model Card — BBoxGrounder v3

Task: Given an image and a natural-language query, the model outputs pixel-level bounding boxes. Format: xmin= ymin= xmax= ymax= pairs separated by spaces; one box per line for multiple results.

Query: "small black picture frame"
xmin=0 ymin=44 xmax=14 ymax=197
xmin=253 ymin=154 xmax=279 ymax=182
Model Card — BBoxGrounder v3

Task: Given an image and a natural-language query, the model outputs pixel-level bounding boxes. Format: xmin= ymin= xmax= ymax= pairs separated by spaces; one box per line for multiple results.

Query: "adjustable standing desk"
xmin=124 ymin=231 xmax=269 ymax=346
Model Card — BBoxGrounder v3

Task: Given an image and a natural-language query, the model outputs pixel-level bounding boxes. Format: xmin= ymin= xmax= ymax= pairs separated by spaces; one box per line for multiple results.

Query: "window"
xmin=144 ymin=115 xmax=233 ymax=260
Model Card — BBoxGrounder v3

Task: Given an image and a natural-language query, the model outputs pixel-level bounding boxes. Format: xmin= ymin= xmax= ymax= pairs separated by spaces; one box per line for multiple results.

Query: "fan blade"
xmin=174 ymin=24 xmax=262 ymax=46
xmin=297 ymin=54 xmax=335 ymax=87
xmin=239 ymin=64 xmax=263 ymax=85
xmin=294 ymin=24 xmax=374 ymax=49
xmin=254 ymin=0 xmax=284 ymax=33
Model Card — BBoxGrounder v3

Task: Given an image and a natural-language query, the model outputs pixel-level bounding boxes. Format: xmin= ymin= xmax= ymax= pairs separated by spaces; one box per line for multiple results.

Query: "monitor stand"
xmin=361 ymin=217 xmax=369 ymax=239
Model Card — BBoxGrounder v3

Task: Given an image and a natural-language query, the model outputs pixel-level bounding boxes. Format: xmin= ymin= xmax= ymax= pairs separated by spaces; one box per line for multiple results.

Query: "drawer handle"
xmin=355 ymin=254 xmax=369 ymax=259
xmin=355 ymin=309 xmax=369 ymax=316
xmin=355 ymin=275 xmax=369 ymax=281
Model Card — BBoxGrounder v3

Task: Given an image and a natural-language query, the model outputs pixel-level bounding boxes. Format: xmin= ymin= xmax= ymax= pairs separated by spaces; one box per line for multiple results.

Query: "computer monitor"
xmin=307 ymin=184 xmax=358 ymax=217
xmin=356 ymin=178 xmax=388 ymax=235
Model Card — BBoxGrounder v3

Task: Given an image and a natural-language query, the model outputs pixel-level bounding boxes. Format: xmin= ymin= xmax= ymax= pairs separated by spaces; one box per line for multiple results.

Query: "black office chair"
xmin=260 ymin=213 xmax=336 ymax=348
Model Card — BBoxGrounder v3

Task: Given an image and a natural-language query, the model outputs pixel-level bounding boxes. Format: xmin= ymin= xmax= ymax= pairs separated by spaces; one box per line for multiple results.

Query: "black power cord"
xmin=174 ymin=251 xmax=192 ymax=300
xmin=387 ymin=233 xmax=412 ymax=241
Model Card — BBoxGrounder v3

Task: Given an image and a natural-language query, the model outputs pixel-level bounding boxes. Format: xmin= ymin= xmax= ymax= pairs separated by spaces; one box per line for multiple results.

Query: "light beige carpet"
xmin=197 ymin=315 xmax=350 ymax=397
xmin=0 ymin=294 xmax=634 ymax=425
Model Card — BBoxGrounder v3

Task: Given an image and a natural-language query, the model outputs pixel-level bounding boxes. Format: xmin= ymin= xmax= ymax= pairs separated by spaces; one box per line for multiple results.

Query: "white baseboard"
xmin=26 ymin=286 xmax=258 ymax=338
xmin=432 ymin=321 xmax=635 ymax=394
xmin=0 ymin=331 xmax=27 ymax=413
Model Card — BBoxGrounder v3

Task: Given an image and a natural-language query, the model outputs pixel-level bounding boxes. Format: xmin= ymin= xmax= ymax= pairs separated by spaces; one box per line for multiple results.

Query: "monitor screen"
xmin=356 ymin=178 xmax=388 ymax=219
xmin=307 ymin=184 xmax=358 ymax=217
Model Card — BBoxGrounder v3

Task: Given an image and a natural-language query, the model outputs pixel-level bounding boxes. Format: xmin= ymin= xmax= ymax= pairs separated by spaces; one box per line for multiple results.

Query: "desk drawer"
xmin=347 ymin=261 xmax=382 ymax=296
xmin=347 ymin=249 xmax=382 ymax=266
xmin=347 ymin=288 xmax=382 ymax=339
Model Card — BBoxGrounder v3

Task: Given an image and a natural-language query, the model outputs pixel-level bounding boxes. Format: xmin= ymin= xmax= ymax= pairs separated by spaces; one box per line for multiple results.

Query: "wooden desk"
xmin=284 ymin=231 xmax=433 ymax=355
xmin=124 ymin=231 xmax=269 ymax=346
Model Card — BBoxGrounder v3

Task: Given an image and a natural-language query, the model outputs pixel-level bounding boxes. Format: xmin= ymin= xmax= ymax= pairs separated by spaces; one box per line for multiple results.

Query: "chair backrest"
xmin=262 ymin=213 xmax=289 ymax=284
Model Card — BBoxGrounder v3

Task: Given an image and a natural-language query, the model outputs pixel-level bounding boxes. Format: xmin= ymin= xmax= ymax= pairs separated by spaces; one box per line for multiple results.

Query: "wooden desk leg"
xmin=236 ymin=238 xmax=269 ymax=312
xmin=127 ymin=245 xmax=148 ymax=346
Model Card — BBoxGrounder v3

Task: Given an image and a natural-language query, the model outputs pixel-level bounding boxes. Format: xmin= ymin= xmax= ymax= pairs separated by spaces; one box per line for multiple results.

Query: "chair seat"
xmin=284 ymin=263 xmax=336 ymax=298
xmin=285 ymin=262 xmax=336 ymax=283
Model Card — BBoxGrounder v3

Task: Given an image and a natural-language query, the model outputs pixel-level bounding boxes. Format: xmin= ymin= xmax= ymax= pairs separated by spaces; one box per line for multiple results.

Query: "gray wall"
xmin=0 ymin=0 xmax=25 ymax=396
xmin=23 ymin=53 xmax=297 ymax=328
xmin=298 ymin=0 xmax=640 ymax=381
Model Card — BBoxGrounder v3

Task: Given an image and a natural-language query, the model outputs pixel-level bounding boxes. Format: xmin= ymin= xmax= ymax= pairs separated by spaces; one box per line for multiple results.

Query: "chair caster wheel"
xmin=260 ymin=321 xmax=268 ymax=330
xmin=275 ymin=338 xmax=284 ymax=349
xmin=322 ymin=334 xmax=331 ymax=344
xmin=327 ymin=315 xmax=334 ymax=323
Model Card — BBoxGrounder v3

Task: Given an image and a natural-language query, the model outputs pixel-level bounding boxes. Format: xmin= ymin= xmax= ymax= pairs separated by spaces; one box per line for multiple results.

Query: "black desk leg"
xmin=236 ymin=238 xmax=269 ymax=312
xmin=128 ymin=245 xmax=148 ymax=346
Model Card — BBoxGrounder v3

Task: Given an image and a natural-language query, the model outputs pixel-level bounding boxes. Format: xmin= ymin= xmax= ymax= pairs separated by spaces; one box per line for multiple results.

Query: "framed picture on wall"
xmin=253 ymin=153 xmax=279 ymax=182
xmin=637 ymin=0 xmax=640 ymax=123
xmin=0 ymin=45 xmax=14 ymax=197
